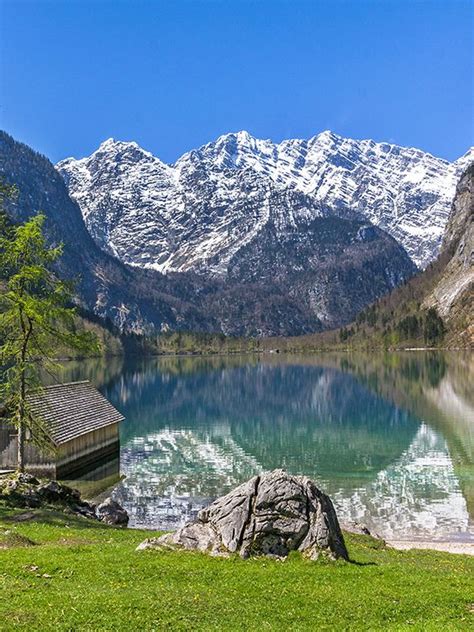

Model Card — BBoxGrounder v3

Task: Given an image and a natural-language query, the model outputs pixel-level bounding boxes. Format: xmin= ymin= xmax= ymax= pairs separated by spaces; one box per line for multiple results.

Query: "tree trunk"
xmin=17 ymin=415 xmax=25 ymax=472
xmin=17 ymin=313 xmax=33 ymax=473
xmin=17 ymin=354 xmax=27 ymax=473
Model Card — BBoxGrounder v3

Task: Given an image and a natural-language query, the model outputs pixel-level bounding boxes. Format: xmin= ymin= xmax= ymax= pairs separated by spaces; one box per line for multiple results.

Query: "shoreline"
xmin=387 ymin=539 xmax=474 ymax=556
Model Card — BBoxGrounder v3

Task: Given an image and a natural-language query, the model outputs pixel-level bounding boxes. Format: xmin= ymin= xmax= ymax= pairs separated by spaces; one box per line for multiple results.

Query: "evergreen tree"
xmin=423 ymin=308 xmax=445 ymax=345
xmin=0 ymin=198 xmax=99 ymax=470
xmin=0 ymin=181 xmax=16 ymax=239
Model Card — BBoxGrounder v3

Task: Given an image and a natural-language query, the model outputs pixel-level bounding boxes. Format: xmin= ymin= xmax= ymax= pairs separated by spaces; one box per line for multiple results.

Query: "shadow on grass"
xmin=348 ymin=558 xmax=377 ymax=566
xmin=0 ymin=532 xmax=37 ymax=548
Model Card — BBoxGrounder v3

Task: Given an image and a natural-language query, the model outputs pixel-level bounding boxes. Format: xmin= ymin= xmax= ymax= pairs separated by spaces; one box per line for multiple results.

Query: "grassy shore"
xmin=1 ymin=506 xmax=473 ymax=631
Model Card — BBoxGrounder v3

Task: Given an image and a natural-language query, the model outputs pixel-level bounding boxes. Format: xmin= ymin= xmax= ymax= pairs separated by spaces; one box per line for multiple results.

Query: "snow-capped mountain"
xmin=57 ymin=130 xmax=473 ymax=273
xmin=1 ymin=129 xmax=466 ymax=336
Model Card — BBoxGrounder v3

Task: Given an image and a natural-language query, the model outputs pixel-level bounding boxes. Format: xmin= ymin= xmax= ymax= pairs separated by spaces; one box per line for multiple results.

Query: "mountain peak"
xmin=234 ymin=129 xmax=253 ymax=141
xmin=454 ymin=147 xmax=474 ymax=171
xmin=97 ymin=138 xmax=144 ymax=153
xmin=315 ymin=129 xmax=337 ymax=140
xmin=57 ymin=130 xmax=470 ymax=271
xmin=213 ymin=129 xmax=261 ymax=149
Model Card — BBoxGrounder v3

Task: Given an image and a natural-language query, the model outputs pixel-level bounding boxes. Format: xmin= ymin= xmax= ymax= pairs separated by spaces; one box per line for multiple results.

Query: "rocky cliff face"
xmin=57 ymin=131 xmax=472 ymax=273
xmin=424 ymin=164 xmax=474 ymax=345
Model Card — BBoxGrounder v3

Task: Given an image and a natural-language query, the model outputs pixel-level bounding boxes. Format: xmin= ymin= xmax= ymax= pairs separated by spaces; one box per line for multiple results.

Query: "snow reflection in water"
xmin=59 ymin=353 xmax=473 ymax=540
xmin=112 ymin=423 xmax=470 ymax=540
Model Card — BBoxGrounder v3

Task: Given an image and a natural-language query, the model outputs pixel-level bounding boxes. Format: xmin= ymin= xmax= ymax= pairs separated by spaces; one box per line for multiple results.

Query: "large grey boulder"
xmin=137 ymin=469 xmax=348 ymax=560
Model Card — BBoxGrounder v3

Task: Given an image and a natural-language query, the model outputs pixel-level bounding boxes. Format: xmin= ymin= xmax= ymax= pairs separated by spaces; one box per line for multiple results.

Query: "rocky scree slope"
xmin=226 ymin=217 xmax=416 ymax=329
xmin=57 ymin=130 xmax=473 ymax=273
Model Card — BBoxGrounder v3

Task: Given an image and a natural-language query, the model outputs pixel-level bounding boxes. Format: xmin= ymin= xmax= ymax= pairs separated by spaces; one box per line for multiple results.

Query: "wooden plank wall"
xmin=58 ymin=423 xmax=119 ymax=463
xmin=0 ymin=419 xmax=119 ymax=475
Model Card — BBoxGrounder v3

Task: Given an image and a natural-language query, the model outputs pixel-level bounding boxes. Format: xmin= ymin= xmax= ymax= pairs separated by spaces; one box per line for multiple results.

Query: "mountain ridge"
xmin=3 ymin=130 xmax=468 ymax=339
xmin=58 ymin=130 xmax=473 ymax=275
xmin=2 ymin=131 xmax=416 ymax=336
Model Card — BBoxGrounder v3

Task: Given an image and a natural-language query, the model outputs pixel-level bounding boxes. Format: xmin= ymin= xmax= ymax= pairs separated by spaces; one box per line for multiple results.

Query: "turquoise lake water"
xmin=60 ymin=352 xmax=474 ymax=540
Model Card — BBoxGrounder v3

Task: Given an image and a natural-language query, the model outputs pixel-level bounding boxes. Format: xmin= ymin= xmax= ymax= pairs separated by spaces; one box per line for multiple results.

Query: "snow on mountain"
xmin=57 ymin=131 xmax=473 ymax=274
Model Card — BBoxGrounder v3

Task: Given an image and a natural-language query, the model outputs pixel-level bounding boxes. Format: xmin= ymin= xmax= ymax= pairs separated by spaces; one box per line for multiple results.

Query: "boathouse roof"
xmin=26 ymin=381 xmax=124 ymax=446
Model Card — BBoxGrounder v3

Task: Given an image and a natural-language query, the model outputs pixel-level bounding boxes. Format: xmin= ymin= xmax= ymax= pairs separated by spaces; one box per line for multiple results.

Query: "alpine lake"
xmin=55 ymin=351 xmax=473 ymax=543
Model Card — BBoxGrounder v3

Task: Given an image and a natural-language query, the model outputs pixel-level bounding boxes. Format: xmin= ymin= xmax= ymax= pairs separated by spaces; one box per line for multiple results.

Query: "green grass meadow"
xmin=0 ymin=505 xmax=473 ymax=631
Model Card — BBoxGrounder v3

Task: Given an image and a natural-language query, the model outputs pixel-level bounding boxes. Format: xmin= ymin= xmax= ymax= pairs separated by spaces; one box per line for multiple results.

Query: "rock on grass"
xmin=138 ymin=469 xmax=348 ymax=560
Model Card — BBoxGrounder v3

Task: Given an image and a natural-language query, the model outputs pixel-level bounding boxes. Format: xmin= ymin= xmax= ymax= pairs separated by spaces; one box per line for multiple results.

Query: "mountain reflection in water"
xmin=58 ymin=352 xmax=474 ymax=540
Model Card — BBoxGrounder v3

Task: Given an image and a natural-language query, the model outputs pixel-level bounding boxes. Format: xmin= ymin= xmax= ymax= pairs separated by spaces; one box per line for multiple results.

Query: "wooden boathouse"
xmin=0 ymin=381 xmax=124 ymax=478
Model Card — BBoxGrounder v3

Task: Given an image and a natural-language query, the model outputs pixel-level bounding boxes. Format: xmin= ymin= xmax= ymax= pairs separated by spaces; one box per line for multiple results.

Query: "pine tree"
xmin=423 ymin=308 xmax=445 ymax=345
xmin=0 ymin=195 xmax=99 ymax=471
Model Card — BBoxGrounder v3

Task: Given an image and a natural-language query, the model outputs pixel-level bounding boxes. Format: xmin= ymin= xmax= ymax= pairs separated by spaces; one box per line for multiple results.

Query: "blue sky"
xmin=0 ymin=0 xmax=472 ymax=163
